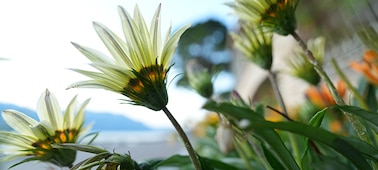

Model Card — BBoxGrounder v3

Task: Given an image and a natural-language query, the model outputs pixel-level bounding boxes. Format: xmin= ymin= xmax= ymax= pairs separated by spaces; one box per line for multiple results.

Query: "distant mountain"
xmin=0 ymin=103 xmax=151 ymax=131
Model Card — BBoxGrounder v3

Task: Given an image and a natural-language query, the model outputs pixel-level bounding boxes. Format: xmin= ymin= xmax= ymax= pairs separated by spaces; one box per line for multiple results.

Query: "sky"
xmin=0 ymin=0 xmax=236 ymax=129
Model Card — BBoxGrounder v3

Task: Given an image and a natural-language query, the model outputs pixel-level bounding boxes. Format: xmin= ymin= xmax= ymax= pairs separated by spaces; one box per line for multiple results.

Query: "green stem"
xmin=330 ymin=58 xmax=369 ymax=110
xmin=162 ymin=106 xmax=202 ymax=170
xmin=267 ymin=71 xmax=300 ymax=164
xmin=268 ymin=71 xmax=288 ymax=115
xmin=234 ymin=138 xmax=255 ymax=170
xmin=290 ymin=31 xmax=371 ymax=144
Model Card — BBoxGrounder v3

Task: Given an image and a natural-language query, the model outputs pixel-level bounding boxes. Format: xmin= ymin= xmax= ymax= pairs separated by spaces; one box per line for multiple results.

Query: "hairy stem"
xmin=291 ymin=31 xmax=371 ymax=144
xmin=162 ymin=106 xmax=202 ymax=170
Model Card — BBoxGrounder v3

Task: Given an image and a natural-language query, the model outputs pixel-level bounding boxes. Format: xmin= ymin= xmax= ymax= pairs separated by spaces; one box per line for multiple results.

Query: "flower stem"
xmin=290 ymin=31 xmax=371 ymax=144
xmin=162 ymin=106 xmax=202 ymax=170
xmin=268 ymin=71 xmax=288 ymax=115
xmin=267 ymin=71 xmax=301 ymax=164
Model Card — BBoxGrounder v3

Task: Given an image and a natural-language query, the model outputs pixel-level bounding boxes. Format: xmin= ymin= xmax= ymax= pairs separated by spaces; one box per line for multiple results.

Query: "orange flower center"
xmin=31 ymin=129 xmax=78 ymax=157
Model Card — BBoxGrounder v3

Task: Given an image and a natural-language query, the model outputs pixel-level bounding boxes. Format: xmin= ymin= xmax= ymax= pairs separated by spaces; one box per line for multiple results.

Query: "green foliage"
xmin=204 ymin=101 xmax=378 ymax=169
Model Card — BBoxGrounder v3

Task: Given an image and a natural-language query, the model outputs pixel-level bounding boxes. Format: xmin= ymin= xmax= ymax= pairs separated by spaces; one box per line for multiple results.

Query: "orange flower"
xmin=350 ymin=50 xmax=378 ymax=85
xmin=305 ymin=80 xmax=347 ymax=108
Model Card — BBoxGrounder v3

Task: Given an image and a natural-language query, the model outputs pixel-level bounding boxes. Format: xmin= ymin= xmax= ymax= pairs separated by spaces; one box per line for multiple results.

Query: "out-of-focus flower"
xmin=68 ymin=4 xmax=190 ymax=111
xmin=305 ymin=80 xmax=347 ymax=108
xmin=231 ymin=26 xmax=273 ymax=70
xmin=193 ymin=112 xmax=219 ymax=137
xmin=288 ymin=36 xmax=325 ymax=85
xmin=0 ymin=89 xmax=91 ymax=168
xmin=350 ymin=50 xmax=378 ymax=86
xmin=186 ymin=58 xmax=219 ymax=98
xmin=215 ymin=118 xmax=234 ymax=154
xmin=228 ymin=0 xmax=299 ymax=35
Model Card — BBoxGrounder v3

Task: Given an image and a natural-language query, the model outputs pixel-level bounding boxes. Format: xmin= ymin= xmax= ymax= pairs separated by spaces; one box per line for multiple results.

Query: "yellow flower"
xmin=0 ymin=89 xmax=90 ymax=168
xmin=231 ymin=26 xmax=273 ymax=70
xmin=68 ymin=4 xmax=190 ymax=111
xmin=228 ymin=0 xmax=299 ymax=35
xmin=350 ymin=50 xmax=378 ymax=86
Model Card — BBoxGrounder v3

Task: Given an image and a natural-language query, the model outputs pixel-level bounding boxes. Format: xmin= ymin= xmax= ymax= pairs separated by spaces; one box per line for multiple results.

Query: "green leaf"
xmin=261 ymin=141 xmax=284 ymax=170
xmin=204 ymin=101 xmax=375 ymax=169
xmin=334 ymin=105 xmax=378 ymax=128
xmin=301 ymin=107 xmax=327 ymax=166
xmin=152 ymin=155 xmax=191 ymax=168
xmin=250 ymin=121 xmax=373 ymax=169
xmin=365 ymin=83 xmax=378 ymax=111
xmin=199 ymin=156 xmax=240 ymax=170
xmin=8 ymin=157 xmax=40 ymax=169
xmin=147 ymin=154 xmax=240 ymax=170
xmin=53 ymin=143 xmax=107 ymax=154
xmin=308 ymin=107 xmax=327 ymax=127
xmin=204 ymin=101 xmax=300 ymax=170
xmin=71 ymin=152 xmax=112 ymax=170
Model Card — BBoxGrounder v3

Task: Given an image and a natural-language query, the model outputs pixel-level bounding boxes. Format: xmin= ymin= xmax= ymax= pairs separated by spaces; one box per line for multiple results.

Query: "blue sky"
xmin=0 ymin=0 xmax=236 ymax=129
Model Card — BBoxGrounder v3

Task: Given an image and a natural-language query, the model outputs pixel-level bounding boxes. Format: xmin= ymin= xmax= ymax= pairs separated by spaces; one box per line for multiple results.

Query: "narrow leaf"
xmin=204 ymin=101 xmax=375 ymax=169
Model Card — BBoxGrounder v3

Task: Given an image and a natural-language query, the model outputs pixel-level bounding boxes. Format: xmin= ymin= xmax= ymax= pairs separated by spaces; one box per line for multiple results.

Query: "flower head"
xmin=288 ymin=36 xmax=325 ymax=85
xmin=0 ymin=89 xmax=91 ymax=168
xmin=350 ymin=50 xmax=378 ymax=86
xmin=231 ymin=26 xmax=273 ymax=70
xmin=228 ymin=0 xmax=299 ymax=35
xmin=68 ymin=4 xmax=190 ymax=111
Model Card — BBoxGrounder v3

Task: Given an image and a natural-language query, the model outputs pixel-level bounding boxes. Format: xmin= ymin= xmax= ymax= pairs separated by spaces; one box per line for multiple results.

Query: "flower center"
xmin=122 ymin=64 xmax=169 ymax=111
xmin=31 ymin=129 xmax=78 ymax=157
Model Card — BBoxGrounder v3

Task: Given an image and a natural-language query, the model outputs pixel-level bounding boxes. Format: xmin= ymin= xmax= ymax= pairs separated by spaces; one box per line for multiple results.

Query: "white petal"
xmin=150 ymin=4 xmax=162 ymax=62
xmin=2 ymin=110 xmax=38 ymax=136
xmin=36 ymin=89 xmax=63 ymax=130
xmin=117 ymin=6 xmax=147 ymax=68
xmin=68 ymin=68 xmax=125 ymax=90
xmin=0 ymin=131 xmax=35 ymax=149
xmin=161 ymin=24 xmax=191 ymax=66
xmin=72 ymin=98 xmax=91 ymax=130
xmin=93 ymin=22 xmax=134 ymax=68
xmin=67 ymin=80 xmax=118 ymax=91
xmin=63 ymin=95 xmax=78 ymax=129
xmin=71 ymin=42 xmax=114 ymax=64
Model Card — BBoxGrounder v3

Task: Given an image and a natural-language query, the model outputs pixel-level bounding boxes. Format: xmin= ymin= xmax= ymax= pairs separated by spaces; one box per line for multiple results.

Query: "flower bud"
xmin=215 ymin=120 xmax=234 ymax=154
xmin=186 ymin=58 xmax=217 ymax=98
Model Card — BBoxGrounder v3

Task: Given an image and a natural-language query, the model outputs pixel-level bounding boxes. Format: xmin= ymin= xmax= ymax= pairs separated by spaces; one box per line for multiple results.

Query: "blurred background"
xmin=0 ymin=0 xmax=377 ymax=169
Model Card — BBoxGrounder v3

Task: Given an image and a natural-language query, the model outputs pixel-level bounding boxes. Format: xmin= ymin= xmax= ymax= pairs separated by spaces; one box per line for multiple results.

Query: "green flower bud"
xmin=186 ymin=58 xmax=216 ymax=98
xmin=287 ymin=36 xmax=325 ymax=85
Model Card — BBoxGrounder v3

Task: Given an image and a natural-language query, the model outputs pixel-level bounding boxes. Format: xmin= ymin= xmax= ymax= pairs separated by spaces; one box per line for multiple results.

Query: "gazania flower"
xmin=0 ymin=89 xmax=90 ymax=168
xmin=228 ymin=0 xmax=299 ymax=35
xmin=288 ymin=36 xmax=325 ymax=85
xmin=350 ymin=50 xmax=378 ymax=86
xmin=305 ymin=80 xmax=347 ymax=108
xmin=67 ymin=4 xmax=190 ymax=111
xmin=231 ymin=26 xmax=273 ymax=70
